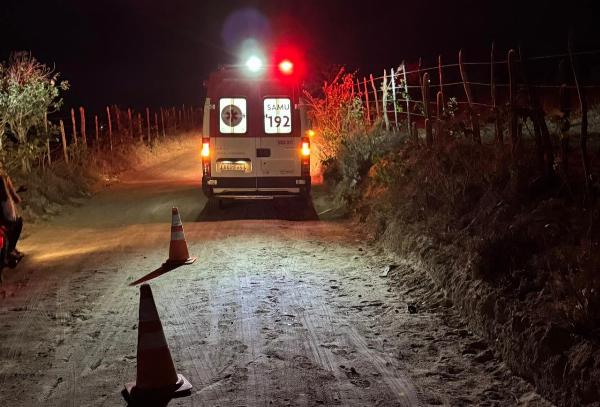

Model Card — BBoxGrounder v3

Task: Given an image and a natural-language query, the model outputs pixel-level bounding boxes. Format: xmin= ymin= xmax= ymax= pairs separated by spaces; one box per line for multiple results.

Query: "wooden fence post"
xmin=44 ymin=112 xmax=51 ymax=166
xmin=436 ymin=91 xmax=444 ymax=142
xmin=106 ymin=106 xmax=113 ymax=151
xmin=558 ymin=84 xmax=570 ymax=173
xmin=94 ymin=115 xmax=99 ymax=147
xmin=459 ymin=50 xmax=481 ymax=144
xmin=421 ymin=72 xmax=432 ymax=146
xmin=519 ymin=48 xmax=544 ymax=172
xmin=491 ymin=43 xmax=503 ymax=145
xmin=411 ymin=121 xmax=418 ymax=142
xmin=382 ymin=70 xmax=390 ymax=130
xmin=356 ymin=78 xmax=361 ymax=99
xmin=421 ymin=73 xmax=430 ymax=119
xmin=128 ymin=108 xmax=133 ymax=140
xmin=508 ymin=50 xmax=519 ymax=157
xmin=160 ymin=108 xmax=166 ymax=138
xmin=391 ymin=68 xmax=398 ymax=129
xmin=369 ymin=74 xmax=379 ymax=120
xmin=115 ymin=107 xmax=123 ymax=144
xmin=59 ymin=120 xmax=69 ymax=164
xmin=71 ymin=108 xmax=78 ymax=146
xmin=520 ymin=49 xmax=555 ymax=176
xmin=79 ymin=107 xmax=87 ymax=146
xmin=363 ymin=77 xmax=371 ymax=125
xmin=401 ymin=62 xmax=412 ymax=139
xmin=137 ymin=113 xmax=143 ymax=143
xmin=154 ymin=112 xmax=159 ymax=140
xmin=438 ymin=55 xmax=444 ymax=111
xmin=146 ymin=108 xmax=151 ymax=143
xmin=167 ymin=108 xmax=171 ymax=132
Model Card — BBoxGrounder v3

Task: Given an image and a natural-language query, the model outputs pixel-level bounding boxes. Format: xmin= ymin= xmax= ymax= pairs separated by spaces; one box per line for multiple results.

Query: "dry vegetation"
xmin=307 ymin=67 xmax=600 ymax=406
xmin=0 ymin=52 xmax=199 ymax=224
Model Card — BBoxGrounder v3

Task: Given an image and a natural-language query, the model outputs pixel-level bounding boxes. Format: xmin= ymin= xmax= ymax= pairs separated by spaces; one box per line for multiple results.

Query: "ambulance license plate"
xmin=219 ymin=162 xmax=247 ymax=172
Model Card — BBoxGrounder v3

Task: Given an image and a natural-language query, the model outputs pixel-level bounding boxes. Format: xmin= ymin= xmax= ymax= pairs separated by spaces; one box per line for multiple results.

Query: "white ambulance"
xmin=201 ymin=60 xmax=311 ymax=204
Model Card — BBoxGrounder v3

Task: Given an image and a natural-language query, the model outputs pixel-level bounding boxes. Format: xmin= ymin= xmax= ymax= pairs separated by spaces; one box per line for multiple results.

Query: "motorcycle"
xmin=0 ymin=225 xmax=8 ymax=283
xmin=0 ymin=184 xmax=26 ymax=284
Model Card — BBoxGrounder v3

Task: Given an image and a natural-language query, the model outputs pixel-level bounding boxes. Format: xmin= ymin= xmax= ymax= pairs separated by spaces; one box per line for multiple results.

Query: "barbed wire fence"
xmin=347 ymin=42 xmax=600 ymax=196
xmin=42 ymin=104 xmax=202 ymax=168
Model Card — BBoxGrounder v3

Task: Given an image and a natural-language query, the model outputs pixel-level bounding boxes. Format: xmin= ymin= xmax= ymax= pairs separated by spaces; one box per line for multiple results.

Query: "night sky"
xmin=1 ymin=0 xmax=598 ymax=114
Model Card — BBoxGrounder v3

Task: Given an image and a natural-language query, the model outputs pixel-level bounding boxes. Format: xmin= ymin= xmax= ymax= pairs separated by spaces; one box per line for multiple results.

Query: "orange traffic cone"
xmin=164 ymin=207 xmax=196 ymax=266
xmin=123 ymin=284 xmax=192 ymax=403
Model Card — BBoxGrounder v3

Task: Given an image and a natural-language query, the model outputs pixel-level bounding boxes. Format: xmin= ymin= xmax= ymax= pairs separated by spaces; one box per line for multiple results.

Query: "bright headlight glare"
xmin=246 ymin=56 xmax=263 ymax=72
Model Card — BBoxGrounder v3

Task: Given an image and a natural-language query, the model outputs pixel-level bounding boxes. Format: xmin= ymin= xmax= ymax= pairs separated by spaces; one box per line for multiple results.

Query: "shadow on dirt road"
xmin=196 ymin=198 xmax=319 ymax=222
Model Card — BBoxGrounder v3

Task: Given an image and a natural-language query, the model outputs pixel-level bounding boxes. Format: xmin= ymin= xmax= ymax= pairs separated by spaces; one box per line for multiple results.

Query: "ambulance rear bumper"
xmin=202 ymin=176 xmax=311 ymax=198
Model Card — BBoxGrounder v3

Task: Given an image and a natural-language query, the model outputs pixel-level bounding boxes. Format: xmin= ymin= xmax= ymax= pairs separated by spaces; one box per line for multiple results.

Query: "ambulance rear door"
xmin=257 ymin=81 xmax=301 ymax=190
xmin=211 ymin=78 xmax=259 ymax=192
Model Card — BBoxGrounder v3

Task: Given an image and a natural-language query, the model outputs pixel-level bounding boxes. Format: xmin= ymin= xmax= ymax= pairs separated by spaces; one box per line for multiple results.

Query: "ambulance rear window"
xmin=264 ymin=98 xmax=292 ymax=134
xmin=219 ymin=98 xmax=247 ymax=134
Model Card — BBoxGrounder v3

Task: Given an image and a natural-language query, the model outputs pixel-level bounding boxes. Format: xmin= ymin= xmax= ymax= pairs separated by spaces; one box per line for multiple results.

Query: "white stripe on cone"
xmin=172 ymin=214 xmax=183 ymax=227
xmin=171 ymin=231 xmax=185 ymax=241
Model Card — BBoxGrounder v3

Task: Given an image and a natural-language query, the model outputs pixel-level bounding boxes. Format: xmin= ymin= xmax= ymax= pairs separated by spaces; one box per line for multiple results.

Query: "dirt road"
xmin=0 ymin=145 xmax=552 ymax=406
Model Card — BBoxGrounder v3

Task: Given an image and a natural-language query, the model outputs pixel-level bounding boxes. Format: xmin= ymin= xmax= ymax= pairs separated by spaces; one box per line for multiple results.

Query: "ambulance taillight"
xmin=301 ymin=136 xmax=310 ymax=177
xmin=201 ymin=140 xmax=210 ymax=158
xmin=201 ymin=139 xmax=211 ymax=177
xmin=301 ymin=139 xmax=310 ymax=157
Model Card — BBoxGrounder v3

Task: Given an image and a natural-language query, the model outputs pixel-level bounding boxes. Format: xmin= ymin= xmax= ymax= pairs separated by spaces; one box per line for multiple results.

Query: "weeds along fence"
xmin=40 ymin=105 xmax=202 ymax=168
xmin=345 ymin=43 xmax=600 ymax=193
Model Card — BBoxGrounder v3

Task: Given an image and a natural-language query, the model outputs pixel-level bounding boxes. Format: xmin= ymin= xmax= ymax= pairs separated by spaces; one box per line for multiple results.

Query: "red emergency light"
xmin=278 ymin=59 xmax=294 ymax=75
xmin=271 ymin=43 xmax=304 ymax=81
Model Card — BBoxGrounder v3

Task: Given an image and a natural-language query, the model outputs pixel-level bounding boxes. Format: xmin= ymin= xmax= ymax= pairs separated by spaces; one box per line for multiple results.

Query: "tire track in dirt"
xmin=0 ymin=269 xmax=55 ymax=398
xmin=64 ymin=262 xmax=132 ymax=404
xmin=280 ymin=237 xmax=348 ymax=405
xmin=0 ymin=147 xmax=553 ymax=407
xmin=282 ymin=225 xmax=421 ymax=406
